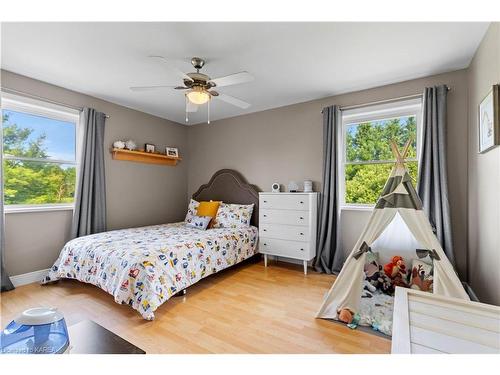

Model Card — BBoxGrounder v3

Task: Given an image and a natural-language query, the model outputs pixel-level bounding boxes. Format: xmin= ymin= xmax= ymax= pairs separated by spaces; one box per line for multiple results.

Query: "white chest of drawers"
xmin=258 ymin=192 xmax=318 ymax=275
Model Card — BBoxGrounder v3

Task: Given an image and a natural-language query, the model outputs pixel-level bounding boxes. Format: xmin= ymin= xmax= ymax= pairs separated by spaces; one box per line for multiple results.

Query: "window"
xmin=340 ymin=98 xmax=422 ymax=208
xmin=2 ymin=93 xmax=80 ymax=212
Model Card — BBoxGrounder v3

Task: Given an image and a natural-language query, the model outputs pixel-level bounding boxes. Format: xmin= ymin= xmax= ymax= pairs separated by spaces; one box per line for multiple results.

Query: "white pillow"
xmin=212 ymin=203 xmax=254 ymax=228
xmin=185 ymin=215 xmax=212 ymax=230
xmin=184 ymin=199 xmax=199 ymax=223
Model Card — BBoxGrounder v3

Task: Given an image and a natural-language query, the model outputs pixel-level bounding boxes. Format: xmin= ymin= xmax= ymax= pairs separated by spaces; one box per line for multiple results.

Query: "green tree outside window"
xmin=344 ymin=116 xmax=418 ymax=205
xmin=2 ymin=113 xmax=76 ymax=205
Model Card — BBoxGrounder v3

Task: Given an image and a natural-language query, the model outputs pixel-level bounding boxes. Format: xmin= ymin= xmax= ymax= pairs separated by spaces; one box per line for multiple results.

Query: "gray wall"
xmin=187 ymin=70 xmax=470 ymax=280
xmin=2 ymin=70 xmax=189 ymax=276
xmin=4 ymin=28 xmax=499 ymax=306
xmin=467 ymin=23 xmax=500 ymax=305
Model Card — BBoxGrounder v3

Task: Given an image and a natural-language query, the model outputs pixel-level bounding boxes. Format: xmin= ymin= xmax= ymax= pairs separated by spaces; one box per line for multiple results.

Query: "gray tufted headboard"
xmin=192 ymin=169 xmax=260 ymax=227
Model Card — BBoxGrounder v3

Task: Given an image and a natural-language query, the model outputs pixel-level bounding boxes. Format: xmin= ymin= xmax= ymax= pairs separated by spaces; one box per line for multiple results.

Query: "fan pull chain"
xmin=185 ymin=95 xmax=189 ymax=123
xmin=207 ymin=99 xmax=210 ymax=124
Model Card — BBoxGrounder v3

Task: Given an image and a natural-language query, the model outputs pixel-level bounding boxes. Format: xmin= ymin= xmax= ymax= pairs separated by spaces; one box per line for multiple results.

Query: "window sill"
xmin=4 ymin=204 xmax=74 ymax=214
xmin=340 ymin=205 xmax=374 ymax=212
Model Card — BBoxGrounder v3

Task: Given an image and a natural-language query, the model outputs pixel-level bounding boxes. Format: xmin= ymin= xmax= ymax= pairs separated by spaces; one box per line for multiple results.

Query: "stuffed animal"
xmin=384 ymin=256 xmax=408 ymax=288
xmin=365 ymin=260 xmax=394 ymax=295
xmin=338 ymin=308 xmax=354 ymax=324
xmin=411 ymin=264 xmax=433 ymax=292
xmin=362 ymin=279 xmax=377 ymax=298
xmin=378 ymin=273 xmax=394 ymax=295
xmin=364 ymin=261 xmax=382 ymax=288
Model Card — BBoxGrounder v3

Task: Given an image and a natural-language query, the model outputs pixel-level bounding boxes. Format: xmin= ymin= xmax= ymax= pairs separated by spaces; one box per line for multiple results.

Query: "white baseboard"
xmin=10 ymin=268 xmax=50 ymax=287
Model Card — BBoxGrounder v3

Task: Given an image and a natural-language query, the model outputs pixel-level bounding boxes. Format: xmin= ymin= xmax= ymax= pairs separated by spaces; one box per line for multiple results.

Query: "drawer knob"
xmin=299 ymin=232 xmax=304 ymax=235
xmin=263 ymin=243 xmax=267 ymax=246
xmin=299 ymin=216 xmax=304 ymax=220
xmin=263 ymin=229 xmax=267 ymax=232
xmin=263 ymin=214 xmax=267 ymax=217
xmin=300 ymin=248 xmax=304 ymax=251
xmin=263 ymin=200 xmax=267 ymax=203
xmin=300 ymin=201 xmax=304 ymax=204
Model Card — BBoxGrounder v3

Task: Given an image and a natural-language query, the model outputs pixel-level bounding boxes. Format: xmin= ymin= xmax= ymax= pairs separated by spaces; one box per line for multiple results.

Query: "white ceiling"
xmin=1 ymin=22 xmax=489 ymax=125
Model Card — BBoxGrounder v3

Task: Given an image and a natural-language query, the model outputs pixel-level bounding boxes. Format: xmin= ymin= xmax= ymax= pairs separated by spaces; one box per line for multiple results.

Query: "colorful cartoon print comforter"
xmin=42 ymin=222 xmax=258 ymax=320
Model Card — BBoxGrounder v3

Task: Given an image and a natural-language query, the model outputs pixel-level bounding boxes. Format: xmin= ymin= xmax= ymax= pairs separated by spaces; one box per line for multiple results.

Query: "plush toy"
xmin=384 ymin=256 xmax=408 ymax=288
xmin=365 ymin=260 xmax=394 ymax=295
xmin=378 ymin=273 xmax=394 ymax=295
xmin=411 ymin=264 xmax=433 ymax=292
xmin=338 ymin=308 xmax=354 ymax=324
xmin=364 ymin=261 xmax=382 ymax=288
xmin=362 ymin=279 xmax=377 ymax=298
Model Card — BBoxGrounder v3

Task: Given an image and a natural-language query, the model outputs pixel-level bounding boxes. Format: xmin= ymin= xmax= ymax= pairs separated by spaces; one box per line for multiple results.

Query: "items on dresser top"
xmin=303 ymin=180 xmax=313 ymax=192
xmin=258 ymin=192 xmax=318 ymax=275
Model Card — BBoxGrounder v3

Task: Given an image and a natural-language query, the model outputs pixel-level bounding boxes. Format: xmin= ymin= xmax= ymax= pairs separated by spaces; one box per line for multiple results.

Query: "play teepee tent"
xmin=316 ymin=141 xmax=469 ymax=321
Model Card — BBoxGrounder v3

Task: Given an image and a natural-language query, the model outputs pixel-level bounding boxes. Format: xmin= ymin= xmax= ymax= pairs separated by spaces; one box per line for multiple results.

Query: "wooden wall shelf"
xmin=111 ymin=148 xmax=181 ymax=166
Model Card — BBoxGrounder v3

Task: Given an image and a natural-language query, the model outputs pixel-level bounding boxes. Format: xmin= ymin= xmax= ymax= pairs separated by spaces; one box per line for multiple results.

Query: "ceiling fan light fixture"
xmin=186 ymin=88 xmax=211 ymax=105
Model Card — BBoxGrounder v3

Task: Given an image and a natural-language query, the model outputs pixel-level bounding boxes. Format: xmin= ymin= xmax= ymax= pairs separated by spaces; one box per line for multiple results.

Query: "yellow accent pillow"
xmin=196 ymin=201 xmax=221 ymax=219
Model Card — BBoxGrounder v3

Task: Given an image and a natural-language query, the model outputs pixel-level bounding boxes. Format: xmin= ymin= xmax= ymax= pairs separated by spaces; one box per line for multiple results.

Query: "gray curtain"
xmin=417 ymin=85 xmax=455 ymax=265
xmin=1 ymin=119 xmax=14 ymax=292
xmin=71 ymin=108 xmax=107 ymax=238
xmin=314 ymin=105 xmax=343 ymax=274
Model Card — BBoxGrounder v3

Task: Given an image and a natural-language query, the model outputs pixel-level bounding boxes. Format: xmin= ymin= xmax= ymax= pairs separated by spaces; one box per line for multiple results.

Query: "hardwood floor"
xmin=0 ymin=259 xmax=390 ymax=354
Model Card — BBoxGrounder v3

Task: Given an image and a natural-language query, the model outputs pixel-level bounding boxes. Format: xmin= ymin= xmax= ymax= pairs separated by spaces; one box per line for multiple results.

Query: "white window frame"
xmin=339 ymin=97 xmax=422 ymax=210
xmin=1 ymin=92 xmax=81 ymax=213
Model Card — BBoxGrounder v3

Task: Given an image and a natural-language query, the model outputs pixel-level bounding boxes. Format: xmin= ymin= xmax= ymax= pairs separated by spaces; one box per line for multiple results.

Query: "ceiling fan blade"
xmin=186 ymin=101 xmax=198 ymax=113
xmin=149 ymin=55 xmax=193 ymax=82
xmin=216 ymin=93 xmax=251 ymax=109
xmin=208 ymin=71 xmax=254 ymax=88
xmin=130 ymin=85 xmax=176 ymax=91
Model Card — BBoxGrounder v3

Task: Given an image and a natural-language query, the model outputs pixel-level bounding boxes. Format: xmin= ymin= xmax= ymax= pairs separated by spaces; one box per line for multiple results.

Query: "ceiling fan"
xmin=130 ymin=56 xmax=254 ymax=124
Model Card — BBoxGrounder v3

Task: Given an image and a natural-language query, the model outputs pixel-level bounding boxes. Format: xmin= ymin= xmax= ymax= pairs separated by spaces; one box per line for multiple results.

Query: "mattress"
xmin=42 ymin=222 xmax=258 ymax=320
xmin=358 ymin=291 xmax=394 ymax=336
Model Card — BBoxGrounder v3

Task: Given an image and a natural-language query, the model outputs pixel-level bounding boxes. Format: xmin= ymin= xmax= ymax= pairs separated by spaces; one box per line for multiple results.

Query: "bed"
xmin=42 ymin=169 xmax=260 ymax=320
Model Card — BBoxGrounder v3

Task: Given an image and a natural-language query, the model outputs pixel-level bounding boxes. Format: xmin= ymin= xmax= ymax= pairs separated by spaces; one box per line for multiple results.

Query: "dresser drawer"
xmin=260 ymin=194 xmax=310 ymax=211
xmin=259 ymin=223 xmax=310 ymax=242
xmin=260 ymin=209 xmax=309 ymax=226
xmin=259 ymin=237 xmax=313 ymax=260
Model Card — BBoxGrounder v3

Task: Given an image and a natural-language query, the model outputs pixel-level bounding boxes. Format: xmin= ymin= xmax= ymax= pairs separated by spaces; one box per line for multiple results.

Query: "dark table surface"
xmin=67 ymin=320 xmax=145 ymax=354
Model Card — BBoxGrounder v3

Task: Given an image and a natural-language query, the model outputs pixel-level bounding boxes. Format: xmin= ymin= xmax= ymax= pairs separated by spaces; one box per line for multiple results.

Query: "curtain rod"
xmin=321 ymin=85 xmax=450 ymax=113
xmin=1 ymin=86 xmax=110 ymax=118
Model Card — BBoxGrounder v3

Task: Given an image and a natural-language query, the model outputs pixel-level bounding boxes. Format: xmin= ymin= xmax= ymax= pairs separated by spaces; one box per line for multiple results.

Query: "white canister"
xmin=303 ymin=180 xmax=313 ymax=192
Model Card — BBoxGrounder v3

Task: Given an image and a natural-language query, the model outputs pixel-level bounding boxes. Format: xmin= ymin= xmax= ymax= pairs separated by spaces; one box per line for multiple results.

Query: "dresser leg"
xmin=264 ymin=254 xmax=268 ymax=268
xmin=303 ymin=260 xmax=307 ymax=275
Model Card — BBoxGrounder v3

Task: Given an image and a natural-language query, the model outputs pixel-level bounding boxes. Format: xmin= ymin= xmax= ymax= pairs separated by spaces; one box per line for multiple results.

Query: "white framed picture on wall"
xmin=478 ymin=84 xmax=500 ymax=153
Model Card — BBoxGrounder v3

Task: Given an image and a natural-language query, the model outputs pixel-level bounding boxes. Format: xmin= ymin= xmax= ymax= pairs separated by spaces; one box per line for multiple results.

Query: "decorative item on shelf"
xmin=145 ymin=143 xmax=156 ymax=153
xmin=303 ymin=180 xmax=313 ymax=193
xmin=288 ymin=181 xmax=299 ymax=193
xmin=113 ymin=140 xmax=125 ymax=149
xmin=271 ymin=182 xmax=280 ymax=193
xmin=125 ymin=140 xmax=137 ymax=151
xmin=478 ymin=84 xmax=499 ymax=153
xmin=165 ymin=147 xmax=179 ymax=158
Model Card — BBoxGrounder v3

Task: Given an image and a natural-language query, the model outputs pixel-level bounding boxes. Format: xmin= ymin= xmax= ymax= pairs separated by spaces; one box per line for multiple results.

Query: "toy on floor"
xmin=362 ymin=279 xmax=377 ymax=298
xmin=338 ymin=308 xmax=361 ymax=329
xmin=338 ymin=308 xmax=354 ymax=324
xmin=384 ymin=255 xmax=408 ymax=288
xmin=347 ymin=313 xmax=360 ymax=330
